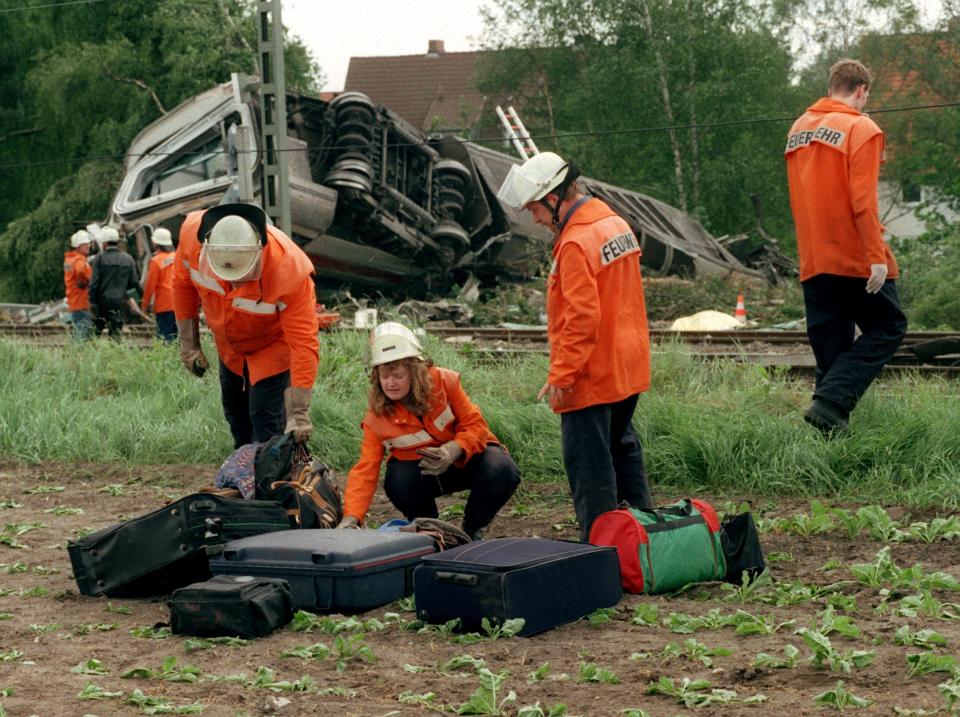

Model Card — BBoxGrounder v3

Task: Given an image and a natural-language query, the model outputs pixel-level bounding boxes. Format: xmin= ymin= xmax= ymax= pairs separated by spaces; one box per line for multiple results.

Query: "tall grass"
xmin=1 ymin=333 xmax=958 ymax=508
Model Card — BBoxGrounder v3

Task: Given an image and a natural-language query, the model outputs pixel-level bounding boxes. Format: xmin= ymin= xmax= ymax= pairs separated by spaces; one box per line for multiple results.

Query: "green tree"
xmin=0 ymin=0 xmax=321 ymax=301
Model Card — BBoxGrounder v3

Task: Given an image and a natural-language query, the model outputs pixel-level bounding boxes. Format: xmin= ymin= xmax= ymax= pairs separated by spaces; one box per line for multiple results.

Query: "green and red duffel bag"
xmin=589 ymin=499 xmax=726 ymax=594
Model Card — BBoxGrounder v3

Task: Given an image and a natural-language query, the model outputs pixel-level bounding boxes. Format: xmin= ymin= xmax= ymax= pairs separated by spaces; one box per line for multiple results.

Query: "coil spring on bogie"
xmin=429 ymin=159 xmax=472 ymax=257
xmin=323 ymin=92 xmax=377 ymax=193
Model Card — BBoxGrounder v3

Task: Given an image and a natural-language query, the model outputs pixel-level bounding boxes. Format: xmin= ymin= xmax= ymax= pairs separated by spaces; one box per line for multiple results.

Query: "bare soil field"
xmin=1 ymin=461 xmax=958 ymax=717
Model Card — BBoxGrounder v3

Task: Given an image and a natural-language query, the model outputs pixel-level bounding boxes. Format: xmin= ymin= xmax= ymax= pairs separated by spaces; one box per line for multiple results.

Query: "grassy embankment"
xmin=0 ymin=331 xmax=957 ymax=509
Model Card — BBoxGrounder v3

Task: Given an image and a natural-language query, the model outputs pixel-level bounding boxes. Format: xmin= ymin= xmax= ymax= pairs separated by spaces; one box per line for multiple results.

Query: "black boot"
xmin=803 ymin=397 xmax=849 ymax=436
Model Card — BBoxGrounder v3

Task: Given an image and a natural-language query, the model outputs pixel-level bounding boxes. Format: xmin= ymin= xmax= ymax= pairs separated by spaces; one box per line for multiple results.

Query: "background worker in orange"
xmin=785 ymin=59 xmax=907 ymax=435
xmin=141 ymin=227 xmax=178 ymax=342
xmin=64 ymin=229 xmax=93 ymax=341
xmin=172 ymin=203 xmax=319 ymax=448
xmin=498 ymin=152 xmax=652 ymax=541
xmin=337 ymin=322 xmax=519 ymax=539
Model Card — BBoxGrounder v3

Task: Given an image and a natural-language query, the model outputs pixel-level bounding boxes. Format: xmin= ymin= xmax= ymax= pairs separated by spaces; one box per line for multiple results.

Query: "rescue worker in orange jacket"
xmin=785 ymin=59 xmax=907 ymax=435
xmin=498 ymin=152 xmax=652 ymax=541
xmin=172 ymin=203 xmax=319 ymax=448
xmin=337 ymin=322 xmax=520 ymax=539
xmin=64 ymin=229 xmax=93 ymax=341
xmin=141 ymin=227 xmax=178 ymax=342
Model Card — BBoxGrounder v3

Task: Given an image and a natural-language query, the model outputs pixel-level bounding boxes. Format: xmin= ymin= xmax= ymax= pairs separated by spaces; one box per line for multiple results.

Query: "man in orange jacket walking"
xmin=785 ymin=59 xmax=907 ymax=435
xmin=64 ymin=229 xmax=93 ymax=341
xmin=173 ymin=203 xmax=319 ymax=448
xmin=141 ymin=227 xmax=178 ymax=342
xmin=498 ymin=152 xmax=652 ymax=540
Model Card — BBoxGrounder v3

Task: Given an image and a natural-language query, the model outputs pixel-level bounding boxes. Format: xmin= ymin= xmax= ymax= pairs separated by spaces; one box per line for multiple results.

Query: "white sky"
xmin=283 ymin=0 xmax=491 ymax=92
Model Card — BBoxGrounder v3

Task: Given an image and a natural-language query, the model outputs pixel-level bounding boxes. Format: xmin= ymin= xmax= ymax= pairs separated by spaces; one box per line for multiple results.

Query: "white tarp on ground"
xmin=669 ymin=310 xmax=742 ymax=331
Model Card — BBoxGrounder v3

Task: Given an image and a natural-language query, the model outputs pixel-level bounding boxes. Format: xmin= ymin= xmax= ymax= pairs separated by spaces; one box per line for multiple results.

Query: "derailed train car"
xmin=106 ymin=74 xmax=759 ymax=292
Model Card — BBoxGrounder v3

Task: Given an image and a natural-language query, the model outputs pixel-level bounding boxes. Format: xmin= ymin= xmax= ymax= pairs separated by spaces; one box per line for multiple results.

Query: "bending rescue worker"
xmin=497 ymin=151 xmax=653 ymax=541
xmin=172 ymin=203 xmax=319 ymax=448
xmin=338 ymin=322 xmax=520 ymax=539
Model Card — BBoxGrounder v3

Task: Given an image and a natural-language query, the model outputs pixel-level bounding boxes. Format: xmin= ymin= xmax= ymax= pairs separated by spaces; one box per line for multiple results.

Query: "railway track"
xmin=2 ymin=322 xmax=958 ymax=377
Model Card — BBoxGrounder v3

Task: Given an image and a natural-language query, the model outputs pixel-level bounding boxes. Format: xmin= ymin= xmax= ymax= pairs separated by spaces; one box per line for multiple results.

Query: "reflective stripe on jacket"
xmin=63 ymin=250 xmax=91 ymax=311
xmin=785 ymin=97 xmax=899 ymax=282
xmin=546 ymin=197 xmax=651 ymax=413
xmin=342 ymin=366 xmax=499 ymax=521
xmin=141 ymin=251 xmax=176 ymax=314
xmin=172 ymin=210 xmax=319 ymax=388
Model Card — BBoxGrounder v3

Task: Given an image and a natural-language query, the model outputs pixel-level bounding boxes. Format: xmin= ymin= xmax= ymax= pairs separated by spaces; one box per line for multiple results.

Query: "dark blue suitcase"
xmin=209 ymin=529 xmax=436 ymax=612
xmin=413 ymin=538 xmax=622 ymax=636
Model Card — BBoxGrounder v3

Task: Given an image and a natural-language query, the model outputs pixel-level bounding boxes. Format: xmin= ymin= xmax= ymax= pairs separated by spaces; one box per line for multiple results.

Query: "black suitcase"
xmin=209 ymin=529 xmax=436 ymax=612
xmin=414 ymin=537 xmax=622 ymax=636
xmin=68 ymin=494 xmax=292 ymax=598
xmin=169 ymin=575 xmax=295 ymax=638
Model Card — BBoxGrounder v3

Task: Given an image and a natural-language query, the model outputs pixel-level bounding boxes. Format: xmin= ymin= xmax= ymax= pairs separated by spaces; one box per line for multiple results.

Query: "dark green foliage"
xmin=892 ymin=221 xmax=960 ymax=329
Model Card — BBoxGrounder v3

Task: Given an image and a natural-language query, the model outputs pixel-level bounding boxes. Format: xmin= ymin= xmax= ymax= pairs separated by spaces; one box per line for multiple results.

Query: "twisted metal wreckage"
xmin=101 ymin=74 xmax=768 ymax=294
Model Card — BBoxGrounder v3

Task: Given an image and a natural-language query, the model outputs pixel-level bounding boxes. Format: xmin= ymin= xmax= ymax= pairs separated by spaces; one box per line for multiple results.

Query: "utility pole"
xmin=256 ymin=0 xmax=290 ymax=233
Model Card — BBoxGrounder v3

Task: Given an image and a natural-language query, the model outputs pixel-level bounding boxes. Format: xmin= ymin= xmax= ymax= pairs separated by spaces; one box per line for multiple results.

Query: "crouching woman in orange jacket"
xmin=338 ymin=322 xmax=520 ymax=539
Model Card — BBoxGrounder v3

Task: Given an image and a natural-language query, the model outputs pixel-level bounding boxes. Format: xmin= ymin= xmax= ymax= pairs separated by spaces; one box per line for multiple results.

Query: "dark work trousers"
xmin=560 ymin=393 xmax=651 ymax=542
xmin=154 ymin=311 xmax=177 ymax=342
xmin=803 ymin=275 xmax=907 ymax=414
xmin=383 ymin=444 xmax=520 ymax=536
xmin=218 ymin=360 xmax=290 ymax=448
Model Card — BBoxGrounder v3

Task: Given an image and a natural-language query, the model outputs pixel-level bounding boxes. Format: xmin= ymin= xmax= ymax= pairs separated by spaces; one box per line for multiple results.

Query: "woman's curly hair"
xmin=368 ymin=357 xmax=435 ymax=416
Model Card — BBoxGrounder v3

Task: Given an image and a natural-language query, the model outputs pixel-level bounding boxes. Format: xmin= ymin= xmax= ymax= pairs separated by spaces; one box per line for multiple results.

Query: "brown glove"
xmin=284 ymin=386 xmax=313 ymax=444
xmin=176 ymin=318 xmax=209 ymax=377
xmin=418 ymin=440 xmax=464 ymax=476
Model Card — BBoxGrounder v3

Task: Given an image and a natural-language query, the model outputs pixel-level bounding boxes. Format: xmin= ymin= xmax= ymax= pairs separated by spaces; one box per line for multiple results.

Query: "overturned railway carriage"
xmin=108 ymin=75 xmax=758 ymax=292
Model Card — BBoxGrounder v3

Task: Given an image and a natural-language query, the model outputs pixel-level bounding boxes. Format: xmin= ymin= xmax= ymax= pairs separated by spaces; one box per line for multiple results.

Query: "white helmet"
xmin=70 ymin=230 xmax=91 ymax=248
xmin=369 ymin=321 xmax=424 ymax=367
xmin=153 ymin=227 xmax=173 ymax=248
xmin=204 ymin=215 xmax=262 ymax=282
xmin=496 ymin=151 xmax=570 ymax=209
xmin=101 ymin=227 xmax=120 ymax=244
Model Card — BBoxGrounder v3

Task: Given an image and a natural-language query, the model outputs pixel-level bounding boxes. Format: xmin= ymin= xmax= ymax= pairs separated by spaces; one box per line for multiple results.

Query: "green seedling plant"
xmin=665 ymin=608 xmax=737 ymax=633
xmin=753 ymin=644 xmax=800 ymax=669
xmin=577 ymin=660 xmax=619 ymax=684
xmin=905 ymin=653 xmax=959 ymax=679
xmin=631 ymin=603 xmax=659 ymax=626
xmin=731 ymin=610 xmax=795 ymax=636
xmin=43 ymin=505 xmax=83 ymax=515
xmin=817 ymin=606 xmax=861 ymax=638
xmin=766 ymin=551 xmax=793 ymax=563
xmin=0 ymin=500 xmax=21 ymax=509
xmin=31 ymin=564 xmax=57 ymax=575
xmin=99 ymin=483 xmax=126 ymax=496
xmin=247 ymin=666 xmax=316 ymax=692
xmin=0 ymin=562 xmax=26 ymax=573
xmin=455 ymin=668 xmax=516 ymax=715
xmin=104 ymin=602 xmax=132 ymax=614
xmin=183 ymin=636 xmax=247 ymax=652
xmin=797 ymin=628 xmax=876 ymax=673
xmin=906 ymin=517 xmax=960 ymax=543
xmin=527 ymin=662 xmax=552 ymax=683
xmin=896 ymin=592 xmax=960 ymax=621
xmin=24 ymin=486 xmax=63 ymax=494
xmin=289 ymin=610 xmax=385 ymax=634
xmin=856 ymin=505 xmax=904 ymax=542
xmin=661 ymin=638 xmax=732 ymax=667
xmin=620 ymin=710 xmax=651 ymax=717
xmin=813 ymin=680 xmax=873 ymax=711
xmin=77 ymin=683 xmax=123 ymax=700
xmin=0 ymin=650 xmax=23 ymax=663
xmin=439 ymin=654 xmax=487 ymax=674
xmin=126 ymin=688 xmax=204 ymax=714
xmin=828 ymin=507 xmax=862 ymax=539
xmin=779 ymin=501 xmax=835 ymax=537
xmin=893 ymin=625 xmax=948 ymax=649
xmin=18 ymin=586 xmax=47 ymax=597
xmin=720 ymin=569 xmax=773 ymax=603
xmin=827 ymin=594 xmax=858 ymax=612
xmin=645 ymin=677 xmax=766 ymax=708
xmin=586 ymin=607 xmax=616 ymax=626
xmin=75 ymin=623 xmax=117 ymax=635
xmin=71 ymin=658 xmax=108 ymax=675
xmin=940 ymin=677 xmax=960 ymax=712
xmin=28 ymin=622 xmax=60 ymax=633
xmin=280 ymin=642 xmax=330 ymax=660
xmin=129 ymin=626 xmax=172 ymax=639
xmin=517 ymin=702 xmax=570 ymax=717
xmin=333 ymin=634 xmax=375 ymax=672
xmin=398 ymin=691 xmax=441 ymax=708
xmin=121 ymin=656 xmax=202 ymax=683
xmin=481 ymin=617 xmax=525 ymax=639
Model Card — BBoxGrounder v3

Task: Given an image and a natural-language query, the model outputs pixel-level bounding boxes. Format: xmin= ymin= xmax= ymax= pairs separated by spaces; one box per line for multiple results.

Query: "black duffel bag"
xmin=170 ymin=575 xmax=294 ymax=638
xmin=720 ymin=511 xmax=766 ymax=583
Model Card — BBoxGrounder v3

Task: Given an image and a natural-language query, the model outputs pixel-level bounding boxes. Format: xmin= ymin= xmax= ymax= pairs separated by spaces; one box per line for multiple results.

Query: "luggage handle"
xmin=435 ymin=571 xmax=479 ymax=587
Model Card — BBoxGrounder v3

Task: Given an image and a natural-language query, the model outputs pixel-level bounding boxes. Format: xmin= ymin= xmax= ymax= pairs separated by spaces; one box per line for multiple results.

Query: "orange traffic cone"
xmin=734 ymin=292 xmax=747 ymax=324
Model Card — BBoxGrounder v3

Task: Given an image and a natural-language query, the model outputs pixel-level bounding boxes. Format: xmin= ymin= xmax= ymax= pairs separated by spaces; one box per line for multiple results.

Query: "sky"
xmin=283 ymin=0 xmax=492 ymax=92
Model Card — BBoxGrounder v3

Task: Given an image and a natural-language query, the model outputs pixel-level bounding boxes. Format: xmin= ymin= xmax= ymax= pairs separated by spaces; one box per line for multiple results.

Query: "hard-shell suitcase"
xmin=209 ymin=529 xmax=437 ymax=612
xmin=68 ymin=494 xmax=292 ymax=598
xmin=169 ymin=575 xmax=295 ymax=638
xmin=413 ymin=537 xmax=622 ymax=636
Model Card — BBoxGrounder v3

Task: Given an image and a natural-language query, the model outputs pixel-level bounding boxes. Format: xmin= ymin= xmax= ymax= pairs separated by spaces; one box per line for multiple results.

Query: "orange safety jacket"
xmin=63 ymin=250 xmax=92 ymax=312
xmin=141 ymin=250 xmax=176 ymax=314
xmin=785 ymin=97 xmax=899 ymax=282
xmin=342 ymin=366 xmax=499 ymax=522
xmin=546 ymin=197 xmax=651 ymax=413
xmin=172 ymin=211 xmax=319 ymax=388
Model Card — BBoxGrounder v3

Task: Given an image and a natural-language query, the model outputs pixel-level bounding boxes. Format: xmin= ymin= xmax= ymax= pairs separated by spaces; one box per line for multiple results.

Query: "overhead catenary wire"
xmin=0 ymin=0 xmax=105 ymax=13
xmin=1 ymin=99 xmax=957 ymax=172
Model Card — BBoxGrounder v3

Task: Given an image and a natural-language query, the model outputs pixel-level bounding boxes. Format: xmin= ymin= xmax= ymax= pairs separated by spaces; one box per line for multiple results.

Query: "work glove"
xmin=417 ymin=440 xmax=464 ymax=476
xmin=336 ymin=515 xmax=360 ymax=529
xmin=866 ymin=263 xmax=888 ymax=294
xmin=284 ymin=386 xmax=313 ymax=444
xmin=176 ymin=318 xmax=209 ymax=377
